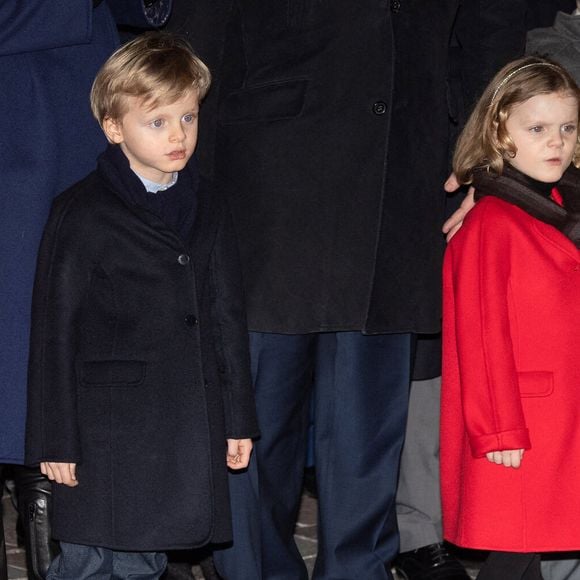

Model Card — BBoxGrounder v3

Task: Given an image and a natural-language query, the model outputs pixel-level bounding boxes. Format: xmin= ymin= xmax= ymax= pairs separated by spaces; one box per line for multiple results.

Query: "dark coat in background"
xmin=526 ymin=0 xmax=576 ymax=28
xmin=527 ymin=10 xmax=580 ymax=81
xmin=169 ymin=0 xmax=529 ymax=337
xmin=26 ymin=154 xmax=259 ymax=550
xmin=0 ymin=0 xmax=170 ymax=465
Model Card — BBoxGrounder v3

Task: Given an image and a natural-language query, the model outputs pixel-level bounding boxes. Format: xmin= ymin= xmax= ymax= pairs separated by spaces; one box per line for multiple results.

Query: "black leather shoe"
xmin=393 ymin=542 xmax=471 ymax=580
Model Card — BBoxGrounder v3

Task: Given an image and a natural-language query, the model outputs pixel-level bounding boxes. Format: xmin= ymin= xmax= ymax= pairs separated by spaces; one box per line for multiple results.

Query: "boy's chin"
xmin=158 ymin=163 xmax=186 ymax=178
xmin=168 ymin=156 xmax=192 ymax=171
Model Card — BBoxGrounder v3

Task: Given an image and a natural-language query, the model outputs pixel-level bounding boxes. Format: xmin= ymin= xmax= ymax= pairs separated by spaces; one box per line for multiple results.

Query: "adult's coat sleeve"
xmin=0 ymin=1 xmax=170 ymax=56
xmin=210 ymin=198 xmax=259 ymax=439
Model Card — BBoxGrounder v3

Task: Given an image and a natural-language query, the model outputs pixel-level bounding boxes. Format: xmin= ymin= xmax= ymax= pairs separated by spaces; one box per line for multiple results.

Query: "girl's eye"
xmin=530 ymin=126 xmax=543 ymax=133
xmin=563 ymin=124 xmax=577 ymax=134
xmin=151 ymin=119 xmax=164 ymax=128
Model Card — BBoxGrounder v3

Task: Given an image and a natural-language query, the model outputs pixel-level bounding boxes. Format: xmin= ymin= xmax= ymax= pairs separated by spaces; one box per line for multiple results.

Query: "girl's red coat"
xmin=441 ymin=196 xmax=580 ymax=552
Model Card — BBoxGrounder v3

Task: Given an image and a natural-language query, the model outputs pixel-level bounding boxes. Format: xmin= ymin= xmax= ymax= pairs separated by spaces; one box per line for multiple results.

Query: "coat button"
xmin=373 ymin=101 xmax=387 ymax=115
xmin=185 ymin=314 xmax=198 ymax=326
xmin=390 ymin=0 xmax=401 ymax=12
xmin=178 ymin=254 xmax=190 ymax=265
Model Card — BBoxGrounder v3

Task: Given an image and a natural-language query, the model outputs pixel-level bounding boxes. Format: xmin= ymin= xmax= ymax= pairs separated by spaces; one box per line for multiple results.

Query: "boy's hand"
xmin=40 ymin=462 xmax=78 ymax=487
xmin=226 ymin=438 xmax=253 ymax=470
xmin=442 ymin=173 xmax=475 ymax=242
xmin=485 ymin=449 xmax=524 ymax=469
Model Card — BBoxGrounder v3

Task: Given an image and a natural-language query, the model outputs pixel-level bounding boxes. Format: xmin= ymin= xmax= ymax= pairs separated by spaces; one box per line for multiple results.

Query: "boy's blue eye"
xmin=151 ymin=119 xmax=164 ymax=128
xmin=183 ymin=114 xmax=195 ymax=123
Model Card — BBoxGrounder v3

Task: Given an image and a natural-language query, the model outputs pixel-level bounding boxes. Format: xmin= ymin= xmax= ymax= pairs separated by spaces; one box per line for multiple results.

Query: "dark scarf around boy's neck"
xmin=472 ymin=162 xmax=580 ymax=248
xmin=97 ymin=144 xmax=199 ymax=242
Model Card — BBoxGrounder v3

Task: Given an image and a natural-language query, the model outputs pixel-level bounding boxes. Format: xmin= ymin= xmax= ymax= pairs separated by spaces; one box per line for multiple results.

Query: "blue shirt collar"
xmin=133 ymin=171 xmax=178 ymax=193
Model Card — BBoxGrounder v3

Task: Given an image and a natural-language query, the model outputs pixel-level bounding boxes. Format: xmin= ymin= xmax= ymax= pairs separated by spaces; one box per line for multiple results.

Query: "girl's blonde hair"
xmin=91 ymin=32 xmax=211 ymax=126
xmin=453 ymin=56 xmax=580 ymax=184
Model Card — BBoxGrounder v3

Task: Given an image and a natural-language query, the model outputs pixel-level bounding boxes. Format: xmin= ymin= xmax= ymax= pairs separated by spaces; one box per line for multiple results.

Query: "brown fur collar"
xmin=473 ymin=164 xmax=580 ymax=248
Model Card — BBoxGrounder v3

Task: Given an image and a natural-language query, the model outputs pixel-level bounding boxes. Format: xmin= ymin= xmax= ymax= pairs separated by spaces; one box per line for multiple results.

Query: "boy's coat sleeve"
xmin=26 ymin=196 xmax=89 ymax=466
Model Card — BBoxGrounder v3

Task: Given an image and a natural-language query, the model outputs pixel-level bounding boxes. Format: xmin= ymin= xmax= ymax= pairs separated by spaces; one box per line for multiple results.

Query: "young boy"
xmin=25 ymin=32 xmax=259 ymax=579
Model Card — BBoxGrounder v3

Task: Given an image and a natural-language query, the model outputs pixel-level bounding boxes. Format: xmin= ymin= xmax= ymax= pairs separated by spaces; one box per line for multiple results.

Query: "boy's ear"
xmin=102 ymin=116 xmax=124 ymax=144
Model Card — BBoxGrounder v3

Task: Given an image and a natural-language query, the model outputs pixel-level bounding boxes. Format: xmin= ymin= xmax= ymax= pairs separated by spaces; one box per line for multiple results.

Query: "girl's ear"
xmin=102 ymin=116 xmax=124 ymax=144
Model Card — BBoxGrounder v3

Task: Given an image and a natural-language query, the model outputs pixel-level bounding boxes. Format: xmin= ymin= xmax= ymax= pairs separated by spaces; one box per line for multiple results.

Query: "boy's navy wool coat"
xmin=25 ymin=156 xmax=259 ymax=550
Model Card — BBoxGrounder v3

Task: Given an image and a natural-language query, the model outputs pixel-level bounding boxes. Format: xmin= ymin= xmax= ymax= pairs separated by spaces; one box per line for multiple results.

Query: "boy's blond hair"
xmin=453 ymin=56 xmax=580 ymax=184
xmin=91 ymin=32 xmax=211 ymax=125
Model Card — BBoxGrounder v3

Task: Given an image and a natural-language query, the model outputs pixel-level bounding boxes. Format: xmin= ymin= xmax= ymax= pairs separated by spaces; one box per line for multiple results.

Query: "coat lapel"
xmin=532 ymin=219 xmax=580 ymax=262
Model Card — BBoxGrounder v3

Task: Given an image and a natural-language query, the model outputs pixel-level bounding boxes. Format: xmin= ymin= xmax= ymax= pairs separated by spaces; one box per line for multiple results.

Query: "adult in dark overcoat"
xmin=0 ymin=2 xmax=170 ymax=577
xmin=166 ymin=1 xmax=530 ymax=578
xmin=25 ymin=149 xmax=259 ymax=551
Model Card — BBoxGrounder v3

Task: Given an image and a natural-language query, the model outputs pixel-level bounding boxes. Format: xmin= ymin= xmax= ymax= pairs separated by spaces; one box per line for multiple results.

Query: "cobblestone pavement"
xmin=3 ymin=485 xmax=478 ymax=579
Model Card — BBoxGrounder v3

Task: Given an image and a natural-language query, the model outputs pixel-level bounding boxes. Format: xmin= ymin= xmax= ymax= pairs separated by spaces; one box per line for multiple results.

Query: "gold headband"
xmin=490 ymin=62 xmax=562 ymax=105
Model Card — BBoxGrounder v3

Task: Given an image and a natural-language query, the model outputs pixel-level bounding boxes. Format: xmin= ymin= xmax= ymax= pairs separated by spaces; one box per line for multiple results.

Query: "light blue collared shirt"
xmin=133 ymin=171 xmax=178 ymax=193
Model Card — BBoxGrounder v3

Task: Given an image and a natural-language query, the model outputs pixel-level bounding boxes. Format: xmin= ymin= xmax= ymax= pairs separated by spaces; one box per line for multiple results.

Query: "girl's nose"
xmin=548 ymin=130 xmax=564 ymax=148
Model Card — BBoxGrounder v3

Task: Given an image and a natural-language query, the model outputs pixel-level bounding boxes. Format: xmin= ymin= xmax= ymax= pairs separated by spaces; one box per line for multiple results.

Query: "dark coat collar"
xmin=473 ymin=164 xmax=580 ymax=248
xmin=96 ymin=144 xmax=200 ymax=243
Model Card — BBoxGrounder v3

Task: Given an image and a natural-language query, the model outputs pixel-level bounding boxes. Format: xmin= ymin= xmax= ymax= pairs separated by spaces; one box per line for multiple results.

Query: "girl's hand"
xmin=485 ymin=449 xmax=524 ymax=469
xmin=226 ymin=438 xmax=253 ymax=470
xmin=40 ymin=462 xmax=78 ymax=486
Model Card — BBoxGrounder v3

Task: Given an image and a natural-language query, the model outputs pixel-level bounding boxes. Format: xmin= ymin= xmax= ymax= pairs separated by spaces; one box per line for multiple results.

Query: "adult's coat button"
xmin=185 ymin=314 xmax=198 ymax=326
xmin=373 ymin=101 xmax=387 ymax=115
xmin=178 ymin=254 xmax=190 ymax=265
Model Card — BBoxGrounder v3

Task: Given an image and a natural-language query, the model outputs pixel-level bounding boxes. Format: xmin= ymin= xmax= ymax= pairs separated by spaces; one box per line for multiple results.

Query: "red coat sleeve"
xmin=443 ymin=199 xmax=531 ymax=457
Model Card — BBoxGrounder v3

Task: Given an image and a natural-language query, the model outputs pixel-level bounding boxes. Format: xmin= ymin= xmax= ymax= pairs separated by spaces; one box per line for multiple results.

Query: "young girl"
xmin=441 ymin=56 xmax=580 ymax=580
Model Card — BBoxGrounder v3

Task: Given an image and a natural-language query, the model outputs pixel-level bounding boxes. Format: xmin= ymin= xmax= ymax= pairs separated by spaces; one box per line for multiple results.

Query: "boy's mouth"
xmin=168 ymin=150 xmax=186 ymax=160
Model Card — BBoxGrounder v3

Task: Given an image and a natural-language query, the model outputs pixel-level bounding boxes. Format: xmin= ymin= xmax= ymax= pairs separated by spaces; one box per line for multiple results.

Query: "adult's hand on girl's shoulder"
xmin=442 ymin=173 xmax=475 ymax=242
xmin=485 ymin=449 xmax=524 ymax=469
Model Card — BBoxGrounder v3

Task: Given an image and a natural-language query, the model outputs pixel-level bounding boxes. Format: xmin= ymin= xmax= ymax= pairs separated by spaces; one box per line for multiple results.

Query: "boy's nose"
xmin=169 ymin=125 xmax=186 ymax=142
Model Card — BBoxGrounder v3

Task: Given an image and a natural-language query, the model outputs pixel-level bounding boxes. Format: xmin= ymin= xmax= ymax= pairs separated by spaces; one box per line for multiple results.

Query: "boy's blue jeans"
xmin=46 ymin=542 xmax=167 ymax=579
